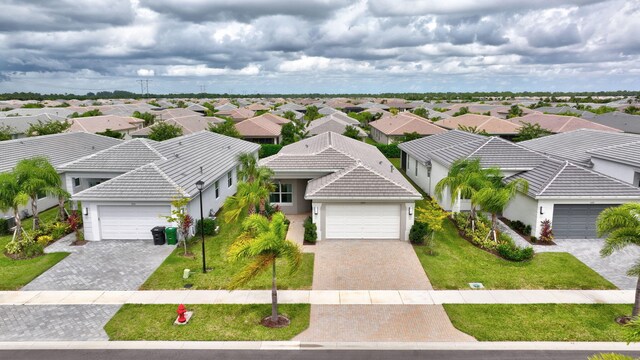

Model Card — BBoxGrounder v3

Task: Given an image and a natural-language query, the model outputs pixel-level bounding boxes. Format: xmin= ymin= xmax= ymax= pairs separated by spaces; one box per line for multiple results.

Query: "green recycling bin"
xmin=165 ymin=227 xmax=178 ymax=245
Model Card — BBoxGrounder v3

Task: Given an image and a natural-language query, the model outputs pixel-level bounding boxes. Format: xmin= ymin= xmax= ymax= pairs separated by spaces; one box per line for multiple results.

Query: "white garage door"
xmin=99 ymin=205 xmax=172 ymax=240
xmin=325 ymin=204 xmax=401 ymax=239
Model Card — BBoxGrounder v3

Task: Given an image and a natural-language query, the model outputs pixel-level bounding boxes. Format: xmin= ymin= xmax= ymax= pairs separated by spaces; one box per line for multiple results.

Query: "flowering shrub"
xmin=539 ymin=219 xmax=554 ymax=243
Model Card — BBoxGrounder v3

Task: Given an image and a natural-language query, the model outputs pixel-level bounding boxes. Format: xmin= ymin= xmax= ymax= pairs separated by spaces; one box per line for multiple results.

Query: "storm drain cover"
xmin=469 ymin=282 xmax=484 ymax=289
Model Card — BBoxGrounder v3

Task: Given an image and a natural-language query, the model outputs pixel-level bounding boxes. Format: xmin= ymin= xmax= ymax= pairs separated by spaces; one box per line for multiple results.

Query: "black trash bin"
xmin=151 ymin=226 xmax=166 ymax=245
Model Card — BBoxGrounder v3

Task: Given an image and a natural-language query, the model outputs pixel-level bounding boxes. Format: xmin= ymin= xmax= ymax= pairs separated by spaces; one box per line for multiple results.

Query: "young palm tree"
xmin=14 ymin=157 xmax=62 ymax=230
xmin=471 ymin=178 xmax=528 ymax=241
xmin=223 ymin=181 xmax=270 ymax=224
xmin=597 ymin=203 xmax=640 ymax=318
xmin=0 ymin=172 xmax=29 ymax=241
xmin=237 ymin=153 xmax=259 ymax=182
xmin=227 ymin=212 xmax=302 ymax=325
xmin=435 ymin=158 xmax=500 ymax=230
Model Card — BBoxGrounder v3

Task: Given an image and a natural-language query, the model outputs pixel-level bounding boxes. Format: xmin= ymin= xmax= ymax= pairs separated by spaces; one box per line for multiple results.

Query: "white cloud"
xmin=137 ymin=68 xmax=155 ymax=76
xmin=164 ymin=64 xmax=260 ymax=76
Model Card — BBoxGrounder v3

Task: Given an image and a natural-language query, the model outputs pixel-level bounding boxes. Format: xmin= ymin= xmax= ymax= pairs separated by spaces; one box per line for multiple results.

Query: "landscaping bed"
xmin=105 ymin=304 xmax=310 ymax=341
xmin=444 ymin=304 xmax=632 ymax=341
xmin=141 ymin=217 xmax=314 ymax=290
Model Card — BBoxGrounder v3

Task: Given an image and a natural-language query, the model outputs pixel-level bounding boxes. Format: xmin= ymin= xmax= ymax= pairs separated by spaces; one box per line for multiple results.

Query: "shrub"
xmin=497 ymin=243 xmax=534 ymax=262
xmin=374 ymin=144 xmax=400 ymax=158
xmin=259 ymin=144 xmax=283 ymax=158
xmin=195 ymin=218 xmax=216 ymax=236
xmin=303 ymin=216 xmax=317 ymax=244
xmin=37 ymin=235 xmax=53 ymax=247
xmin=0 ymin=218 xmax=9 ymax=235
xmin=539 ymin=219 xmax=554 ymax=243
xmin=530 ymin=236 xmax=537 ymax=243
xmin=524 ymin=225 xmax=532 ymax=236
xmin=409 ymin=222 xmax=429 ymax=245
xmin=5 ymin=237 xmax=44 ymax=258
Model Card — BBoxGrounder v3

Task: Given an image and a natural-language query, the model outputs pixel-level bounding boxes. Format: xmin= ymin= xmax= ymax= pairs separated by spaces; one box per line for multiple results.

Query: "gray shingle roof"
xmin=506 ymin=158 xmax=640 ymax=198
xmin=73 ymin=131 xmax=260 ymax=201
xmin=58 ymin=138 xmax=164 ymax=172
xmin=587 ymin=140 xmax=640 ymax=168
xmin=0 ymin=132 xmax=122 ymax=173
xmin=519 ymin=129 xmax=640 ymax=166
xmin=261 ymin=132 xmax=421 ymax=200
xmin=590 ymin=112 xmax=640 ymax=134
xmin=398 ymin=130 xmax=484 ymax=163
xmin=0 ymin=113 xmax=67 ymax=135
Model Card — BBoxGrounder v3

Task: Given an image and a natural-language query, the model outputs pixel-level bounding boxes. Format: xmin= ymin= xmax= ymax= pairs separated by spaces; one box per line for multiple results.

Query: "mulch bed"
xmin=499 ymin=217 xmax=556 ymax=246
xmin=261 ymin=315 xmax=291 ymax=328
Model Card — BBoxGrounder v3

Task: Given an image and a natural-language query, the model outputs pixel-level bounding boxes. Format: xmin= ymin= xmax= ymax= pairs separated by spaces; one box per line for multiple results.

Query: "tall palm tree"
xmin=472 ymin=178 xmax=528 ymax=241
xmin=223 ymin=181 xmax=269 ymax=224
xmin=14 ymin=157 xmax=62 ymax=230
xmin=435 ymin=158 xmax=500 ymax=230
xmin=237 ymin=153 xmax=259 ymax=182
xmin=0 ymin=172 xmax=29 ymax=241
xmin=597 ymin=203 xmax=640 ymax=318
xmin=227 ymin=212 xmax=302 ymax=325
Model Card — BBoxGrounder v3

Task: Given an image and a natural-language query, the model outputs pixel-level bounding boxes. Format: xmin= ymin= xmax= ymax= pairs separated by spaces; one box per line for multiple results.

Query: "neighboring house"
xmin=0 ymin=132 xmax=122 ymax=220
xmin=244 ymin=103 xmax=270 ymax=112
xmin=186 ymin=103 xmax=208 ymax=114
xmin=369 ymin=112 xmax=447 ymax=144
xmin=590 ymin=111 xmax=640 ymax=134
xmin=435 ymin=114 xmax=521 ymax=137
xmin=130 ymin=116 xmax=224 ymax=138
xmin=588 ymin=141 xmax=640 ymax=187
xmin=260 ymin=132 xmax=422 ymax=240
xmin=152 ymin=108 xmax=203 ymax=121
xmin=534 ymin=106 xmax=596 ymax=119
xmin=272 ymin=108 xmax=304 ymax=120
xmin=306 ymin=115 xmax=367 ymax=139
xmin=235 ymin=113 xmax=290 ymax=144
xmin=0 ymin=107 xmax=74 ymax=118
xmin=72 ymin=131 xmax=260 ymax=241
xmin=509 ymin=113 xmax=622 ymax=134
xmin=215 ymin=102 xmax=238 ymax=111
xmin=360 ymin=101 xmax=390 ymax=111
xmin=0 ymin=113 xmax=67 ymax=139
xmin=216 ymin=107 xmax=254 ymax=122
xmin=278 ymin=102 xmax=307 ymax=113
xmin=399 ymin=129 xmax=640 ymax=239
xmin=68 ymin=115 xmax=144 ymax=136
xmin=318 ymin=106 xmax=340 ymax=115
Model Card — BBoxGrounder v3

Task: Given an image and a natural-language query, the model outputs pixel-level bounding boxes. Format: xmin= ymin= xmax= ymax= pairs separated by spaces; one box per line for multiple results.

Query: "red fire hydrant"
xmin=176 ymin=304 xmax=187 ymax=323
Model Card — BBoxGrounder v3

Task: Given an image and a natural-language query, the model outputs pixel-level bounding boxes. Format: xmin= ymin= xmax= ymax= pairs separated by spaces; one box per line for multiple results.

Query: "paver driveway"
xmin=22 ymin=234 xmax=174 ymax=291
xmin=311 ymin=240 xmax=432 ymax=290
xmin=536 ymin=238 xmax=640 ymax=289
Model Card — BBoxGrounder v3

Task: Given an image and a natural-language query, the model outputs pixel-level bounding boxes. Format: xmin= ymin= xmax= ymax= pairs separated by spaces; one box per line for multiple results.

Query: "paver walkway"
xmin=312 ymin=240 xmax=432 ymax=290
xmin=294 ymin=305 xmax=475 ymax=342
xmin=22 ymin=235 xmax=175 ymax=291
xmin=285 ymin=214 xmax=315 ymax=253
xmin=535 ymin=238 xmax=640 ymax=290
xmin=0 ymin=305 xmax=119 ymax=341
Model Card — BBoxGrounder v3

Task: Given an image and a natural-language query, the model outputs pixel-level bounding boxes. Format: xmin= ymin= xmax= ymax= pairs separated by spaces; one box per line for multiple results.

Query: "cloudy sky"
xmin=0 ymin=0 xmax=639 ymax=94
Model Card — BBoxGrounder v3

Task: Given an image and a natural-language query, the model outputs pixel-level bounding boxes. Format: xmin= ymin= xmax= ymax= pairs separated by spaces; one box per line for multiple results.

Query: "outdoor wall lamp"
xmin=539 ymin=206 xmax=544 ymax=215
xmin=408 ymin=207 xmax=413 ymax=216
xmin=83 ymin=207 xmax=88 ymax=215
xmin=313 ymin=206 xmax=318 ymax=215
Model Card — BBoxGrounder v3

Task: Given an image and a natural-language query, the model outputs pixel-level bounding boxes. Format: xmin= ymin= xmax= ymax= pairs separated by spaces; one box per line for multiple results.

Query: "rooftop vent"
xmin=390 ymin=165 xmax=394 ymax=172
xmin=200 ymin=166 xmax=203 ymax=174
xmin=175 ymin=153 xmax=179 ymax=158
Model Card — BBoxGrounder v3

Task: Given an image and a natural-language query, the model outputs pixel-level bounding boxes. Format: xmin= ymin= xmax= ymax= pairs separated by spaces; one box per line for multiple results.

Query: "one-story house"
xmin=130 ymin=115 xmax=224 ymax=138
xmin=68 ymin=115 xmax=144 ymax=136
xmin=435 ymin=114 xmax=521 ymax=138
xmin=235 ymin=113 xmax=290 ymax=144
xmin=369 ymin=112 xmax=447 ymax=144
xmin=71 ymin=131 xmax=260 ymax=241
xmin=508 ymin=113 xmax=622 ymax=134
xmin=306 ymin=115 xmax=367 ymax=140
xmin=260 ymin=132 xmax=422 ymax=240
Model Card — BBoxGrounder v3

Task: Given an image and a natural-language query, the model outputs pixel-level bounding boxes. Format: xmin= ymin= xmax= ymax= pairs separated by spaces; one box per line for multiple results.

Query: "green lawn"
xmin=444 ymin=304 xmax=632 ymax=341
xmin=105 ymin=304 xmax=310 ymax=341
xmin=365 ymin=137 xmax=378 ymax=145
xmin=388 ymin=158 xmax=401 ymax=169
xmin=141 ymin=218 xmax=314 ymax=290
xmin=0 ymin=206 xmax=70 ymax=290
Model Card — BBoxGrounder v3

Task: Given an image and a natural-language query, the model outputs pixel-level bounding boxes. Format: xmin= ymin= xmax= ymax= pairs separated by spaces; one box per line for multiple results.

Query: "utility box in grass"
xmin=165 ymin=227 xmax=178 ymax=245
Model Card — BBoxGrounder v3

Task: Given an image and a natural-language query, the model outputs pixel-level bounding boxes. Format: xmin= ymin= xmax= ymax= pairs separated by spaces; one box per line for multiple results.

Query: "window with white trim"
xmin=215 ymin=180 xmax=220 ymax=199
xmin=269 ymin=182 xmax=293 ymax=204
xmin=227 ymin=171 xmax=233 ymax=187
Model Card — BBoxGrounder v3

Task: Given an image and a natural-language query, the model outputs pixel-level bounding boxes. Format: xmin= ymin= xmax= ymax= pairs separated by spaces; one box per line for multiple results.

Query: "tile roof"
xmin=68 ymin=115 xmax=143 ymax=133
xmin=369 ymin=112 xmax=447 ymax=136
xmin=307 ymin=116 xmax=366 ymax=137
xmin=506 ymin=158 xmax=640 ymax=198
xmin=57 ymin=138 xmax=164 ymax=172
xmin=398 ymin=130 xmax=487 ymax=163
xmin=509 ymin=113 xmax=622 ymax=133
xmin=235 ymin=113 xmax=289 ymax=137
xmin=0 ymin=132 xmax=122 ymax=173
xmin=590 ymin=112 xmax=640 ymax=134
xmin=260 ymin=132 xmax=421 ymax=200
xmin=0 ymin=113 xmax=67 ymax=134
xmin=519 ymin=129 xmax=640 ymax=166
xmin=130 ymin=116 xmax=223 ymax=136
xmin=587 ymin=140 xmax=640 ymax=168
xmin=435 ymin=114 xmax=521 ymax=134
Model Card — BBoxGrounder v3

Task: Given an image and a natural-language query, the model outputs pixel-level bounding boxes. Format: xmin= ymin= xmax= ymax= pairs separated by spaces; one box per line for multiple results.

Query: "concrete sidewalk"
xmin=0 ymin=289 xmax=633 ymax=305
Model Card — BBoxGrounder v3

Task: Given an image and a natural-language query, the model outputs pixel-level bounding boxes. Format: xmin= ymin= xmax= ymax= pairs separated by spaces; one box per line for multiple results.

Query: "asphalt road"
xmin=3 ymin=350 xmax=640 ymax=360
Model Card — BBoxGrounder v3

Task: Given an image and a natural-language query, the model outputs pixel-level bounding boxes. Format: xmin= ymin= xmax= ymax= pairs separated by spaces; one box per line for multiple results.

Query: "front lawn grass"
xmin=444 ymin=304 xmax=631 ymax=341
xmin=105 ymin=304 xmax=310 ymax=341
xmin=141 ymin=217 xmax=314 ymax=290
xmin=0 ymin=206 xmax=70 ymax=290
xmin=414 ymin=216 xmax=616 ymax=289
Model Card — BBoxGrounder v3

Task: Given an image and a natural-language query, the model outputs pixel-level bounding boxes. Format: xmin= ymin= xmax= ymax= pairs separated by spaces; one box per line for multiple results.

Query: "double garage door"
xmin=552 ymin=204 xmax=616 ymax=239
xmin=325 ymin=204 xmax=401 ymax=239
xmin=99 ymin=205 xmax=172 ymax=240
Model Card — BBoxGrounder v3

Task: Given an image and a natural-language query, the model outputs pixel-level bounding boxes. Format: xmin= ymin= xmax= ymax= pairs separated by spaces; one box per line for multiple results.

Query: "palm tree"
xmin=435 ymin=159 xmax=499 ymax=230
xmin=597 ymin=203 xmax=640 ymax=318
xmin=237 ymin=153 xmax=259 ymax=182
xmin=472 ymin=178 xmax=528 ymax=241
xmin=223 ymin=181 xmax=269 ymax=224
xmin=0 ymin=172 xmax=29 ymax=241
xmin=14 ymin=157 xmax=62 ymax=230
xmin=227 ymin=212 xmax=302 ymax=325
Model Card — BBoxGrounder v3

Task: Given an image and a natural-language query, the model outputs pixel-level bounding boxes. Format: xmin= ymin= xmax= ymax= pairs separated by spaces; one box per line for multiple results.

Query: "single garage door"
xmin=552 ymin=204 xmax=616 ymax=239
xmin=325 ymin=203 xmax=401 ymax=239
xmin=99 ymin=205 xmax=172 ymax=240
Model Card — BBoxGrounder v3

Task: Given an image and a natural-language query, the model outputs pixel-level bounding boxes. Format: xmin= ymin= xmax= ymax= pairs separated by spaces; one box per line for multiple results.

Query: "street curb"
xmin=2 ymin=341 xmax=640 ymax=351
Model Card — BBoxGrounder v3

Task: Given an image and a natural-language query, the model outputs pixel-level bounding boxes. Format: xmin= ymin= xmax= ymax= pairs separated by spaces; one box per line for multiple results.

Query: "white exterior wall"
xmin=592 ymin=158 xmax=640 ymax=186
xmin=370 ymin=127 xmax=391 ymax=144
xmin=405 ymin=154 xmax=431 ymax=193
xmin=0 ymin=175 xmax=65 ymax=220
xmin=186 ymin=166 xmax=238 ymax=220
xmin=430 ymin=161 xmax=454 ymax=211
xmin=502 ymin=192 xmax=539 ymax=235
